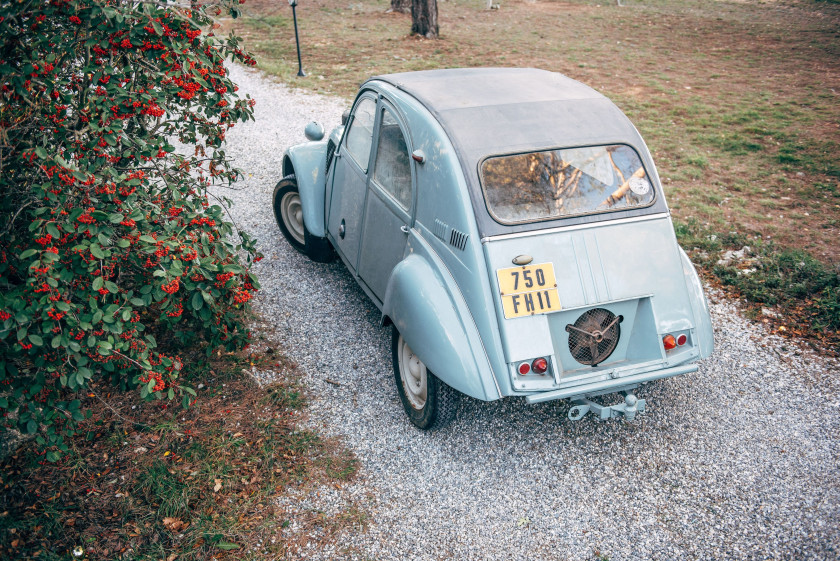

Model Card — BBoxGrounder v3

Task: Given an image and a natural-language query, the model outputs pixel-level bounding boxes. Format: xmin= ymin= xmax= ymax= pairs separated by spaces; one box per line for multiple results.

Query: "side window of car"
xmin=372 ymin=108 xmax=411 ymax=210
xmin=344 ymin=97 xmax=376 ymax=171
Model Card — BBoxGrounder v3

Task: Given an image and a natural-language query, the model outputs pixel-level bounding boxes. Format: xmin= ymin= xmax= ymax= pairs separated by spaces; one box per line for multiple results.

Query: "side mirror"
xmin=304 ymin=121 xmax=325 ymax=141
xmin=341 ymin=109 xmax=351 ymax=126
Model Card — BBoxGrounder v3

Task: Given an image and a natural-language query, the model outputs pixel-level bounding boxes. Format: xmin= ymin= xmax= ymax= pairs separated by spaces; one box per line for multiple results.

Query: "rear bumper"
xmin=524 ymin=363 xmax=698 ymax=405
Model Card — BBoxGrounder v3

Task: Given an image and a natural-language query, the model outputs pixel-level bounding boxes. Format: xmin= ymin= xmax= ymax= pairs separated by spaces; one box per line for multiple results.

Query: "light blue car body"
xmin=281 ymin=68 xmax=713 ymax=413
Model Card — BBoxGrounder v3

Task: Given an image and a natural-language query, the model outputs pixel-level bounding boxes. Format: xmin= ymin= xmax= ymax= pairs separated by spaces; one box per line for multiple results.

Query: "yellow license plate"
xmin=496 ymin=263 xmax=561 ymax=319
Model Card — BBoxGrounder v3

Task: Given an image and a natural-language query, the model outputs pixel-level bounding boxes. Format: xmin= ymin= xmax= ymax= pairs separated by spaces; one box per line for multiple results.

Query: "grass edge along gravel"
xmin=0 ymin=334 xmax=365 ymax=560
xmin=676 ymin=219 xmax=840 ymax=349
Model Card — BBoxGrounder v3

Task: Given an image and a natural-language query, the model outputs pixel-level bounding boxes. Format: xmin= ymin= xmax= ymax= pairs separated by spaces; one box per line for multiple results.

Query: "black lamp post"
xmin=289 ymin=0 xmax=305 ymax=77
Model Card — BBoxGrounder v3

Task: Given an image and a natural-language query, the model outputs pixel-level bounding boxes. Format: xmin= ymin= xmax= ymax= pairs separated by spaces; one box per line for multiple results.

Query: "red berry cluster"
xmin=162 ymin=277 xmax=180 ymax=294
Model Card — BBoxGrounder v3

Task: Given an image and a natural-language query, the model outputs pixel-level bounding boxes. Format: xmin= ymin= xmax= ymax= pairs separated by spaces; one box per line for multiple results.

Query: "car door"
xmin=357 ymin=102 xmax=414 ymax=303
xmin=327 ymin=95 xmax=377 ymax=270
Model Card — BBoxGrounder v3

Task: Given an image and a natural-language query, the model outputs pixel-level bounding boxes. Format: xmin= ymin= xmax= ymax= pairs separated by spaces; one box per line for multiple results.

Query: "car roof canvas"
xmin=368 ymin=68 xmax=668 ymax=237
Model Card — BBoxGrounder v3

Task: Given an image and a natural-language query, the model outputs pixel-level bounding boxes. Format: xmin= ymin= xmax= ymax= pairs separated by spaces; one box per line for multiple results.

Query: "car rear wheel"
xmin=272 ymin=174 xmax=333 ymax=262
xmin=392 ymin=327 xmax=456 ymax=430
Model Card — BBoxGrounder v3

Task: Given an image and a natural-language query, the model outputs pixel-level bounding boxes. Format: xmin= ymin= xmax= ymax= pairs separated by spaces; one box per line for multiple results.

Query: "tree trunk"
xmin=389 ymin=0 xmax=411 ymax=13
xmin=411 ymin=0 xmax=438 ymax=39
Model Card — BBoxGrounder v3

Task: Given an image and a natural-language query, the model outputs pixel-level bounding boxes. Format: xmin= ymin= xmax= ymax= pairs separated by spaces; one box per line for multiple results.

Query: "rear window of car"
xmin=480 ymin=144 xmax=655 ymax=224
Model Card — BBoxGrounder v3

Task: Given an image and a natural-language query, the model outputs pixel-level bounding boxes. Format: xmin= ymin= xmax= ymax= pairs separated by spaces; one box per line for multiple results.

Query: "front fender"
xmin=284 ymin=141 xmax=328 ymax=237
xmin=382 ymin=250 xmax=500 ymax=401
xmin=679 ymin=247 xmax=714 ymax=358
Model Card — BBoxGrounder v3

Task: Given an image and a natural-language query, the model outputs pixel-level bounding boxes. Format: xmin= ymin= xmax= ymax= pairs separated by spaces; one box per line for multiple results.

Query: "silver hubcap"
xmin=281 ymin=192 xmax=305 ymax=244
xmin=398 ymin=335 xmax=427 ymax=410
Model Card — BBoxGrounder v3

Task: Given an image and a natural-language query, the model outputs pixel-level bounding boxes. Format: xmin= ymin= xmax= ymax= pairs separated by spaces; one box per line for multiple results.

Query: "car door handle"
xmin=400 ymin=225 xmax=409 ymax=234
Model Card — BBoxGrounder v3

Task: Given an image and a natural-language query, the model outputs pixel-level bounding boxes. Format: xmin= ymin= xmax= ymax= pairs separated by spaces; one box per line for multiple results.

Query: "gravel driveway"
xmin=222 ymin=65 xmax=840 ymax=561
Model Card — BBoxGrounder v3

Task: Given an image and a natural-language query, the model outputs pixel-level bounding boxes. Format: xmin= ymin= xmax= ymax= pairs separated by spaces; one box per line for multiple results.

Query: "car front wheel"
xmin=392 ymin=327 xmax=457 ymax=430
xmin=272 ymin=174 xmax=333 ymax=262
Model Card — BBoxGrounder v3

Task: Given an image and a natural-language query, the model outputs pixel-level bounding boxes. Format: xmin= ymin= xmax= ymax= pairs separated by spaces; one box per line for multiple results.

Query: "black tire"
xmin=272 ymin=174 xmax=334 ymax=263
xmin=392 ymin=326 xmax=457 ymax=430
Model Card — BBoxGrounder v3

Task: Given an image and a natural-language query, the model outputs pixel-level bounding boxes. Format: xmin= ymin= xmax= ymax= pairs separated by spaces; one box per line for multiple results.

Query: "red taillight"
xmin=532 ymin=358 xmax=548 ymax=374
xmin=677 ymin=334 xmax=687 ymax=346
xmin=518 ymin=362 xmax=530 ymax=375
xmin=663 ymin=334 xmax=677 ymax=350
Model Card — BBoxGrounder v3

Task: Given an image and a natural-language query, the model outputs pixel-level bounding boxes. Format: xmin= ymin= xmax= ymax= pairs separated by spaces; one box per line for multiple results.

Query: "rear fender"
xmin=382 ymin=242 xmax=500 ymax=401
xmin=678 ymin=247 xmax=714 ymax=358
xmin=283 ymin=141 xmax=328 ymax=237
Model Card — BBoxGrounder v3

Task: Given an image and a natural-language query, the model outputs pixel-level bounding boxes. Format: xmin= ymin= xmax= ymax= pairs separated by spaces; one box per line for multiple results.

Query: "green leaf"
xmin=92 ymin=276 xmax=104 ymax=291
xmin=191 ymin=292 xmax=204 ymax=311
xmin=35 ymin=146 xmax=48 ymax=159
xmin=105 ymin=281 xmax=119 ymax=294
xmin=47 ymin=223 xmax=60 ymax=238
xmin=139 ymin=235 xmax=156 ymax=243
xmin=90 ymin=244 xmax=105 ymax=259
xmin=109 ymin=213 xmax=124 ymax=223
xmin=216 ymin=543 xmax=240 ymax=551
xmin=19 ymin=249 xmax=37 ymax=259
xmin=122 ymin=309 xmax=132 ymax=321
xmin=28 ymin=334 xmax=43 ymax=346
xmin=26 ymin=420 xmax=37 ymax=434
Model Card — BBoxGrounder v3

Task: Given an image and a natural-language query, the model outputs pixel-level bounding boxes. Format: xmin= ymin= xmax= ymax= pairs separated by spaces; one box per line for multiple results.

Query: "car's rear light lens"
xmin=676 ymin=334 xmax=687 ymax=346
xmin=532 ymin=358 xmax=548 ymax=374
xmin=518 ymin=362 xmax=530 ymax=375
xmin=663 ymin=334 xmax=677 ymax=350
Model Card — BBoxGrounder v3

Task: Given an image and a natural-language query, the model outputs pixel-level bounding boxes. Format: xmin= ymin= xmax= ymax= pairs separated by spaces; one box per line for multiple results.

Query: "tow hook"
xmin=567 ymin=392 xmax=646 ymax=421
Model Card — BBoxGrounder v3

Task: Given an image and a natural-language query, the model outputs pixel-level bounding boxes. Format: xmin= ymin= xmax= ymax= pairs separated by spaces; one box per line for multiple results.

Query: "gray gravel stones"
xmin=222 ymin=64 xmax=840 ymax=561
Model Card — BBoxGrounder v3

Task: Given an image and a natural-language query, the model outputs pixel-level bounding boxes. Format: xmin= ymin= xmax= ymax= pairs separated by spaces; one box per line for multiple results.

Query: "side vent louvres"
xmin=433 ymin=219 xmax=449 ymax=242
xmin=325 ymin=139 xmax=336 ymax=172
xmin=433 ymin=219 xmax=468 ymax=251
xmin=449 ymin=228 xmax=468 ymax=251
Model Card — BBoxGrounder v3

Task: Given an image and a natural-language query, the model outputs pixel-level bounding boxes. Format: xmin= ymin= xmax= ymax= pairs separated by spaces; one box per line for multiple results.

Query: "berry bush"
xmin=0 ymin=0 xmax=260 ymax=460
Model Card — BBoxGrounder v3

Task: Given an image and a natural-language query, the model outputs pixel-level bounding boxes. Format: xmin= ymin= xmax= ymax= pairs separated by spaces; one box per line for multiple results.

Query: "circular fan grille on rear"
xmin=565 ymin=308 xmax=621 ymax=366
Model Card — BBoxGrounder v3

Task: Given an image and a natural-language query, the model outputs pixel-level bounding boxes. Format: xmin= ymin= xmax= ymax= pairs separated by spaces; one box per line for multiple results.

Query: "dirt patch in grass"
xmin=0 ymin=341 xmax=364 ymax=560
